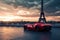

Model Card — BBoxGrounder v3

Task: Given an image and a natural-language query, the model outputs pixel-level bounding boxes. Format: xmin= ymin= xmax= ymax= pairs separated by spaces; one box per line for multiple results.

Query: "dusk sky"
xmin=0 ymin=0 xmax=60 ymax=22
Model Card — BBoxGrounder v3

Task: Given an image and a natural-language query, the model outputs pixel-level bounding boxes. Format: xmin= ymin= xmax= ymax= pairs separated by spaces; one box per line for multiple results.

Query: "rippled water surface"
xmin=0 ymin=27 xmax=60 ymax=40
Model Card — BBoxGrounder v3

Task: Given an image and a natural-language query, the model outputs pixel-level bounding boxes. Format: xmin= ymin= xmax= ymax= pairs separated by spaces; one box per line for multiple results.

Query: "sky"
xmin=0 ymin=0 xmax=60 ymax=22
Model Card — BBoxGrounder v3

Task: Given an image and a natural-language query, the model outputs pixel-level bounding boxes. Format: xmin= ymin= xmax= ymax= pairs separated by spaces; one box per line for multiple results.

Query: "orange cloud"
xmin=0 ymin=2 xmax=60 ymax=22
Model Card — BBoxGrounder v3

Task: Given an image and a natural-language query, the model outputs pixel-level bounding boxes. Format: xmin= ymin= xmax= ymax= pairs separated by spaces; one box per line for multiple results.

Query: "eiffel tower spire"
xmin=39 ymin=0 xmax=46 ymax=23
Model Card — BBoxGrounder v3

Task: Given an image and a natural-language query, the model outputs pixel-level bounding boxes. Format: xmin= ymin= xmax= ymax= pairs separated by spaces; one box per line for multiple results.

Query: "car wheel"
xmin=24 ymin=26 xmax=27 ymax=30
xmin=48 ymin=26 xmax=51 ymax=30
xmin=44 ymin=26 xmax=51 ymax=31
xmin=35 ymin=25 xmax=40 ymax=31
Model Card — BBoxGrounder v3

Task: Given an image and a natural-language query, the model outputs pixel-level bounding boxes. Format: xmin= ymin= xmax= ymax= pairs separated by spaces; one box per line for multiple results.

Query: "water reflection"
xmin=24 ymin=31 xmax=51 ymax=40
xmin=0 ymin=27 xmax=51 ymax=40
xmin=0 ymin=27 xmax=24 ymax=40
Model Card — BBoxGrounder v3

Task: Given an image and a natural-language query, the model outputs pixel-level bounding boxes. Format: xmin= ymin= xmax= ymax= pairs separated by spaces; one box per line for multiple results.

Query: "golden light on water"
xmin=0 ymin=27 xmax=24 ymax=40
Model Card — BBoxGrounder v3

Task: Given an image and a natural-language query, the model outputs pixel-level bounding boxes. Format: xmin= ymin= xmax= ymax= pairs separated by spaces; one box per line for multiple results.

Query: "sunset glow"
xmin=0 ymin=1 xmax=60 ymax=22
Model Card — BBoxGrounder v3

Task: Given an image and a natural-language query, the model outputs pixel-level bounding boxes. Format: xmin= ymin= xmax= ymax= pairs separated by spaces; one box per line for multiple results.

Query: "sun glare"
xmin=0 ymin=16 xmax=21 ymax=21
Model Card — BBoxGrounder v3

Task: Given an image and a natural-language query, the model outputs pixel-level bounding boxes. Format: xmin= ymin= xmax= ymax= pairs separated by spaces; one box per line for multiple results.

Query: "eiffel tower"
xmin=39 ymin=0 xmax=46 ymax=23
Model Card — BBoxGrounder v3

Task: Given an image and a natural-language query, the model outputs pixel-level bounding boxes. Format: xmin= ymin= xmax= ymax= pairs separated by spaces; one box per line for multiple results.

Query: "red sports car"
xmin=24 ymin=22 xmax=52 ymax=31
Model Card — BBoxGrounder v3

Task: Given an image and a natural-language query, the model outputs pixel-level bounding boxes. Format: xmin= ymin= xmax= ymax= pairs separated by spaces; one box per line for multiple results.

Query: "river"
xmin=0 ymin=27 xmax=60 ymax=40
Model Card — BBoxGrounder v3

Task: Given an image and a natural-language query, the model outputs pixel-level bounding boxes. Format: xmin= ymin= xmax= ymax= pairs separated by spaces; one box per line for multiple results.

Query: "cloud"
xmin=44 ymin=0 xmax=60 ymax=12
xmin=0 ymin=0 xmax=60 ymax=21
xmin=46 ymin=16 xmax=60 ymax=21
xmin=0 ymin=0 xmax=60 ymax=15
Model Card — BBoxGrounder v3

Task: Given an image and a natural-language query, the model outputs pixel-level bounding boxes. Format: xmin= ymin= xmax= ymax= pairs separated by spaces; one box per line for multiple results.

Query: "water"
xmin=0 ymin=27 xmax=60 ymax=40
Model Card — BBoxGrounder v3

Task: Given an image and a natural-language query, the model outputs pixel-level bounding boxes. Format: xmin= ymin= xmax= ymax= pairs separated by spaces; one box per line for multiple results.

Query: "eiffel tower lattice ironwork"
xmin=39 ymin=0 xmax=46 ymax=23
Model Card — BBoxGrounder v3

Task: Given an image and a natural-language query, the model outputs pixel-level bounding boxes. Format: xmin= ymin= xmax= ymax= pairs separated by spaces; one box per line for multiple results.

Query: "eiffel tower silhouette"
xmin=39 ymin=0 xmax=46 ymax=23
